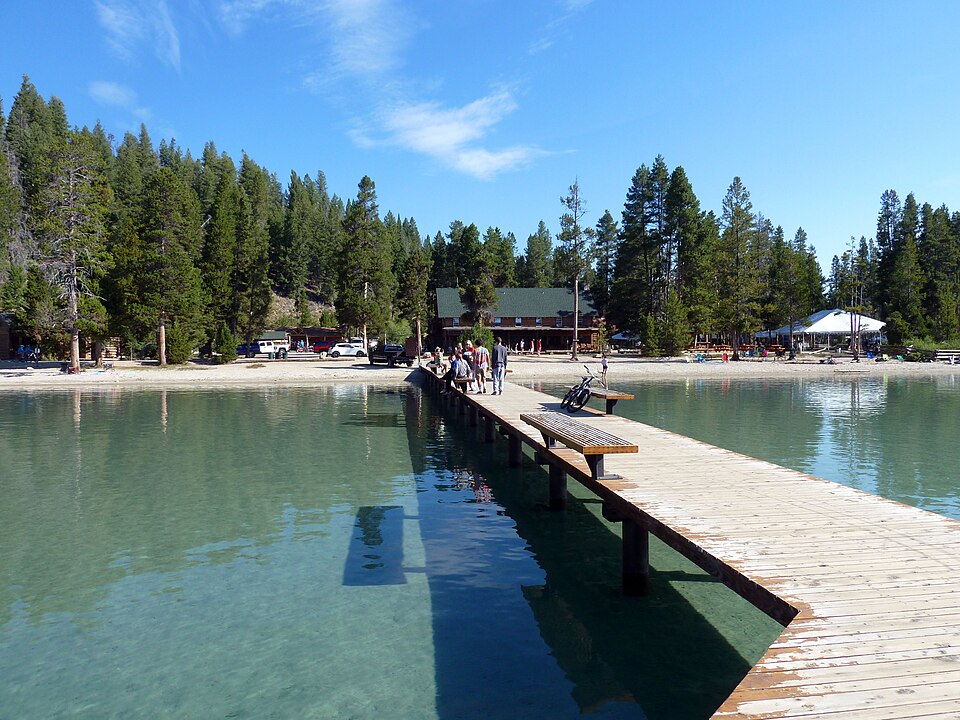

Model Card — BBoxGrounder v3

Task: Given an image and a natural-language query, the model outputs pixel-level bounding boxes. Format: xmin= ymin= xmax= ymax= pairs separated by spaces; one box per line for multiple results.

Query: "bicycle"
xmin=559 ymin=364 xmax=604 ymax=413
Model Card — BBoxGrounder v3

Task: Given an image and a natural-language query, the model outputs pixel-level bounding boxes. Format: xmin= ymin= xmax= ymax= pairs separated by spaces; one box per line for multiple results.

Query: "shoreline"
xmin=2 ymin=353 xmax=959 ymax=390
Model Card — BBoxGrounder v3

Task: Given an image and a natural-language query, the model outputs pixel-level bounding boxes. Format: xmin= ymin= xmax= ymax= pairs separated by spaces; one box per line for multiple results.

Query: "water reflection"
xmin=343 ymin=506 xmax=406 ymax=585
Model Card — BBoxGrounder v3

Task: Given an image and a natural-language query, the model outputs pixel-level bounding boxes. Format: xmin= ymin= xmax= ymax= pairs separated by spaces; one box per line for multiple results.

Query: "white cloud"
xmin=218 ymin=0 xmax=409 ymax=78
xmin=217 ymin=0 xmax=277 ymax=36
xmin=89 ymin=81 xmax=151 ymax=121
xmin=210 ymin=0 xmax=543 ymax=179
xmin=377 ymin=91 xmax=542 ymax=179
xmin=89 ymin=81 xmax=135 ymax=108
xmin=321 ymin=0 xmax=410 ymax=78
xmin=530 ymin=0 xmax=595 ymax=55
xmin=95 ymin=0 xmax=181 ymax=70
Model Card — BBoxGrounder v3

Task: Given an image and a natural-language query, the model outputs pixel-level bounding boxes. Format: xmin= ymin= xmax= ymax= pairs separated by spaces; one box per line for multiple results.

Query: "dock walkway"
xmin=420 ymin=367 xmax=960 ymax=719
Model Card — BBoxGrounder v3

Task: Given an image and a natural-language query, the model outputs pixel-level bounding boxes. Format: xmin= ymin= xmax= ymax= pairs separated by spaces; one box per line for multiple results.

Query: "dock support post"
xmin=458 ymin=395 xmax=466 ymax=417
xmin=469 ymin=404 xmax=478 ymax=427
xmin=508 ymin=434 xmax=522 ymax=467
xmin=549 ymin=464 xmax=567 ymax=511
xmin=622 ymin=520 xmax=649 ymax=596
xmin=484 ymin=417 xmax=495 ymax=443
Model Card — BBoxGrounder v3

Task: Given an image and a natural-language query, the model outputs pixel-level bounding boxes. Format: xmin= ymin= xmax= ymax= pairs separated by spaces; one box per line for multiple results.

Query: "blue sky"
xmin=3 ymin=1 xmax=959 ymax=266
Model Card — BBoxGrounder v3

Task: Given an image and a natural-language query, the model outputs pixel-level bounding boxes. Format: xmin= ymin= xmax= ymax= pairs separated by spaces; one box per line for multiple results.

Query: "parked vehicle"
xmin=368 ymin=343 xmax=415 ymax=367
xmin=240 ymin=339 xmax=290 ymax=358
xmin=312 ymin=338 xmax=341 ymax=357
xmin=328 ymin=342 xmax=366 ymax=358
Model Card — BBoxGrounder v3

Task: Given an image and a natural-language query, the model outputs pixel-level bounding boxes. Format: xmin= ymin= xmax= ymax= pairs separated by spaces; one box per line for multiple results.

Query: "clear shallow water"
xmin=3 ymin=381 xmax=875 ymax=720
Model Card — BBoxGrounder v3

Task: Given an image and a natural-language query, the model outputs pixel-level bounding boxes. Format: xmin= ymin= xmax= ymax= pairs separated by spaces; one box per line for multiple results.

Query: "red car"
xmin=312 ymin=339 xmax=341 ymax=357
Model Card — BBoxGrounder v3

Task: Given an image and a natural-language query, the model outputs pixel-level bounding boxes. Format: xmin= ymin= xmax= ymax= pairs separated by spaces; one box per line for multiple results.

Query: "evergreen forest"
xmin=2 ymin=76 xmax=959 ymax=365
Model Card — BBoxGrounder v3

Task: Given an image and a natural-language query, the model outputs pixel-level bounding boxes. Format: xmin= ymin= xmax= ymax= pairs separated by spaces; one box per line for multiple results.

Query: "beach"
xmin=3 ymin=352 xmax=959 ymax=389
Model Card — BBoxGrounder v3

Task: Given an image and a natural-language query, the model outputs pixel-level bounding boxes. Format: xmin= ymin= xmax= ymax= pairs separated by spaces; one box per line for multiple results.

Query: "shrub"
xmin=214 ymin=323 xmax=237 ymax=364
xmin=165 ymin=322 xmax=194 ymax=364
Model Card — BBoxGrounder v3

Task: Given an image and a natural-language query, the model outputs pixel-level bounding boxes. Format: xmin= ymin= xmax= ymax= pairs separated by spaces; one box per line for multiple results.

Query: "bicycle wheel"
xmin=569 ymin=387 xmax=591 ymax=412
xmin=560 ymin=386 xmax=577 ymax=408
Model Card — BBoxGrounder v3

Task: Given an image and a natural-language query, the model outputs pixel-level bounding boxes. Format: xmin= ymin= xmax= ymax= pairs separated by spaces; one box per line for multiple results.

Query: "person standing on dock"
xmin=491 ymin=336 xmax=508 ymax=395
xmin=474 ymin=340 xmax=490 ymax=394
xmin=463 ymin=340 xmax=476 ymax=392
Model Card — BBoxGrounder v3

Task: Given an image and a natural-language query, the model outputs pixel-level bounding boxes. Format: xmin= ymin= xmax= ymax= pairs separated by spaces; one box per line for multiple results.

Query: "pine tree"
xmin=681 ymin=211 xmax=720 ymax=341
xmin=519 ymin=221 xmax=553 ymax=288
xmin=457 ymin=224 xmax=497 ymax=324
xmin=6 ymin=75 xmax=66 ymax=212
xmin=337 ymin=176 xmax=394 ymax=346
xmin=665 ymin=166 xmax=700 ymax=296
xmin=718 ymin=176 xmax=757 ymax=358
xmin=33 ymin=130 xmax=112 ymax=371
xmin=558 ymin=179 xmax=595 ymax=360
xmin=138 ymin=167 xmax=206 ymax=365
xmin=610 ymin=164 xmax=653 ymax=334
xmin=483 ymin=226 xmax=516 ymax=288
xmin=397 ymin=239 xmax=431 ymax=357
xmin=201 ymin=171 xmax=240 ymax=337
xmin=277 ymin=171 xmax=312 ymax=297
xmin=0 ymin=118 xmax=22 ymax=271
xmin=233 ymin=155 xmax=273 ymax=341
xmin=592 ymin=210 xmax=618 ymax=317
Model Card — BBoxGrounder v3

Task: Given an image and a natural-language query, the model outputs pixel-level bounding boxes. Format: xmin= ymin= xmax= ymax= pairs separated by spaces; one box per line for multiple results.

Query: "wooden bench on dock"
xmin=588 ymin=387 xmax=635 ymax=415
xmin=520 ymin=412 xmax=637 ymax=481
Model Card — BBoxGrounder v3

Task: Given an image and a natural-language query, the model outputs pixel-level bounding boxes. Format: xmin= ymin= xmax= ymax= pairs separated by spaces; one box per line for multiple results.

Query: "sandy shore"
xmin=2 ymin=352 xmax=959 ymax=390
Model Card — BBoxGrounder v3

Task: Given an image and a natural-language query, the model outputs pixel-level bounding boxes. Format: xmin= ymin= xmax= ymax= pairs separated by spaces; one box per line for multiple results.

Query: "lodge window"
xmin=535 ymin=317 xmax=542 ymax=326
xmin=515 ymin=317 xmax=522 ymax=326
xmin=452 ymin=317 xmax=460 ymax=327
xmin=494 ymin=317 xmax=502 ymax=326
xmin=555 ymin=317 xmax=563 ymax=327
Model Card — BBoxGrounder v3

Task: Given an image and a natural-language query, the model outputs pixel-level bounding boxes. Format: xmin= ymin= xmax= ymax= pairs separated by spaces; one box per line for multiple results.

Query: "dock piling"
xmin=508 ymin=433 xmax=523 ymax=467
xmin=621 ymin=520 xmax=649 ymax=596
xmin=548 ymin=464 xmax=567 ymax=511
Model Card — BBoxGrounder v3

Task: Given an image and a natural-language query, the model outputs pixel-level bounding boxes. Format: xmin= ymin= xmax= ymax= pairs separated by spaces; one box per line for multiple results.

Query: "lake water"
xmin=1 ymin=376 xmax=956 ymax=719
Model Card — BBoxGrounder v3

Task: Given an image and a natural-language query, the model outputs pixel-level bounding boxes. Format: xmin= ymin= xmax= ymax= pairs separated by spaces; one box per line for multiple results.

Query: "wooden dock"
xmin=420 ymin=367 xmax=960 ymax=719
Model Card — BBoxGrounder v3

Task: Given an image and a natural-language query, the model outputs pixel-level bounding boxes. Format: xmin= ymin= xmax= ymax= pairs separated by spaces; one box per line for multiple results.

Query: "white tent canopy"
xmin=756 ymin=309 xmax=885 ymax=340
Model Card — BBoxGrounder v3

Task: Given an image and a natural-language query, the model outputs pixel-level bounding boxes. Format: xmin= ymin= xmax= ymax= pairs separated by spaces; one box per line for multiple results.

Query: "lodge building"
xmin=434 ymin=287 xmax=599 ymax=352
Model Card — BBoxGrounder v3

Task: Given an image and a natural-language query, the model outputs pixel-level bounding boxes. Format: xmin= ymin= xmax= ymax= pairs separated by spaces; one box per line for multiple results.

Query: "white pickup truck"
xmin=241 ymin=338 xmax=290 ymax=358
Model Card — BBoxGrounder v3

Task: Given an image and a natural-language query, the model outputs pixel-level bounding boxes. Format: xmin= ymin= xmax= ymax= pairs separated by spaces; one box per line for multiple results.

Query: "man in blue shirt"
xmin=491 ymin=336 xmax=508 ymax=395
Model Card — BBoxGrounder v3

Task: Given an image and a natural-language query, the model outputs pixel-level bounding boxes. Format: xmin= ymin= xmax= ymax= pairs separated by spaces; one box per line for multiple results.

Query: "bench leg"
xmin=586 ymin=455 xmax=619 ymax=481
xmin=605 ymin=398 xmax=618 ymax=415
xmin=549 ymin=464 xmax=567 ymax=511
xmin=508 ymin=434 xmax=523 ymax=467
xmin=622 ymin=520 xmax=649 ymax=596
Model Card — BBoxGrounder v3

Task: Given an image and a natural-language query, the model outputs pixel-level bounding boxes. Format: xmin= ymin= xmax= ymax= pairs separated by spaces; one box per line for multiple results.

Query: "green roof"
xmin=436 ymin=287 xmax=597 ymax=319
